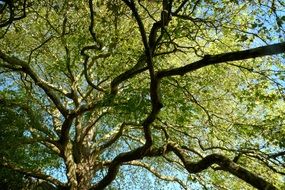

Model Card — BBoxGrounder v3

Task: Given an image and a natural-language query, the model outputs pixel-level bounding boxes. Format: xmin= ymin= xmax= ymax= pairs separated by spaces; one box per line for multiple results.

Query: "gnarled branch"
xmin=168 ymin=143 xmax=277 ymax=190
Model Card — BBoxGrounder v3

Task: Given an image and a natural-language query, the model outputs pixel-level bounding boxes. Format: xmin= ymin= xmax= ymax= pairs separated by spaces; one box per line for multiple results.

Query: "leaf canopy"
xmin=0 ymin=0 xmax=285 ymax=189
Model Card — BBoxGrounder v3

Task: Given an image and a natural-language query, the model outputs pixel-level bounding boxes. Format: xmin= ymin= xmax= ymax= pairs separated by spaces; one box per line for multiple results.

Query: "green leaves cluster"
xmin=0 ymin=0 xmax=285 ymax=189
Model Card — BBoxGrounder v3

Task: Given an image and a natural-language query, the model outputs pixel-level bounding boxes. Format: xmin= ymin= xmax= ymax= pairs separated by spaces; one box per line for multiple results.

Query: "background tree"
xmin=0 ymin=0 xmax=285 ymax=189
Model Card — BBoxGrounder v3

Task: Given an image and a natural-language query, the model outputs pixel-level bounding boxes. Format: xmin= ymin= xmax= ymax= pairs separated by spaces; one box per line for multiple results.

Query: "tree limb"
xmin=168 ymin=143 xmax=278 ymax=190
xmin=111 ymin=0 xmax=173 ymax=95
xmin=0 ymin=51 xmax=69 ymax=116
xmin=0 ymin=0 xmax=28 ymax=28
xmin=127 ymin=160 xmax=188 ymax=190
xmin=157 ymin=42 xmax=285 ymax=79
xmin=99 ymin=122 xmax=126 ymax=151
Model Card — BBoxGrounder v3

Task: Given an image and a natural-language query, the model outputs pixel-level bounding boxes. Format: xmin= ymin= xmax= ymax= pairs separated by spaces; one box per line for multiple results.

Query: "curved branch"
xmin=0 ymin=51 xmax=69 ymax=116
xmin=143 ymin=143 xmax=278 ymax=190
xmin=0 ymin=0 xmax=14 ymax=27
xmin=82 ymin=55 xmax=106 ymax=92
xmin=111 ymin=0 xmax=173 ymax=95
xmin=110 ymin=55 xmax=147 ymax=95
xmin=168 ymin=143 xmax=277 ymax=190
xmin=0 ymin=0 xmax=28 ymax=28
xmin=88 ymin=0 xmax=102 ymax=48
xmin=157 ymin=42 xmax=285 ymax=79
xmin=90 ymin=2 xmax=169 ymax=189
xmin=99 ymin=122 xmax=126 ymax=151
xmin=89 ymin=146 xmax=148 ymax=190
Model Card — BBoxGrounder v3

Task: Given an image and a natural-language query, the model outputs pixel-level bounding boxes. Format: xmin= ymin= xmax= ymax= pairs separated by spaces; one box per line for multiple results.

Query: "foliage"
xmin=0 ymin=0 xmax=285 ymax=189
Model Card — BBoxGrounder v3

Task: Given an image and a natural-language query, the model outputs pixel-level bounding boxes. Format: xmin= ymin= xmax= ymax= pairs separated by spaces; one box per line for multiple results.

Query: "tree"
xmin=0 ymin=90 xmax=62 ymax=189
xmin=0 ymin=0 xmax=285 ymax=189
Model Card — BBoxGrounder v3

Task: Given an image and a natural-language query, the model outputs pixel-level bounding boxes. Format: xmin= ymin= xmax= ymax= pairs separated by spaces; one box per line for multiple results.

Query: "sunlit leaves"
xmin=0 ymin=0 xmax=285 ymax=189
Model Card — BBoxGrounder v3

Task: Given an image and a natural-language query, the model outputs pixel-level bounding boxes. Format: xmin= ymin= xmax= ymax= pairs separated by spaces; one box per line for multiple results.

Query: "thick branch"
xmin=134 ymin=144 xmax=278 ymax=190
xmin=168 ymin=144 xmax=277 ymax=190
xmin=157 ymin=42 xmax=285 ymax=78
xmin=90 ymin=2 xmax=167 ymax=189
xmin=88 ymin=0 xmax=102 ymax=48
xmin=111 ymin=0 xmax=172 ymax=95
xmin=90 ymin=146 xmax=149 ymax=190
xmin=59 ymin=115 xmax=75 ymax=145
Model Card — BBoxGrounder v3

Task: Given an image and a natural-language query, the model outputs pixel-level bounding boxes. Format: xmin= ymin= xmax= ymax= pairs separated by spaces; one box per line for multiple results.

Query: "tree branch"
xmin=168 ymin=143 xmax=278 ymax=190
xmin=79 ymin=112 xmax=107 ymax=147
xmin=0 ymin=0 xmax=28 ymax=28
xmin=0 ymin=161 xmax=67 ymax=188
xmin=127 ymin=160 xmax=188 ymax=190
xmin=111 ymin=0 xmax=173 ymax=95
xmin=90 ymin=2 xmax=169 ymax=188
xmin=99 ymin=122 xmax=126 ymax=151
xmin=59 ymin=115 xmax=75 ymax=145
xmin=157 ymin=42 xmax=285 ymax=78
xmin=0 ymin=51 xmax=69 ymax=117
xmin=88 ymin=0 xmax=102 ymax=48
xmin=110 ymin=54 xmax=147 ymax=95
